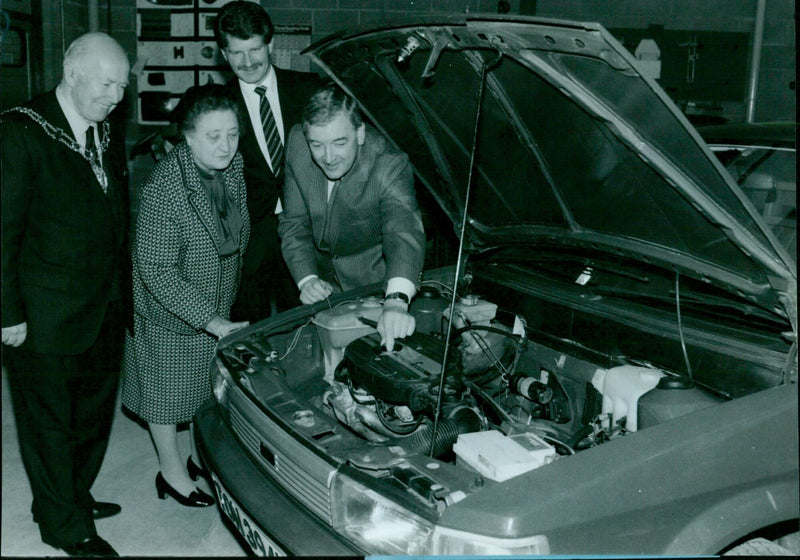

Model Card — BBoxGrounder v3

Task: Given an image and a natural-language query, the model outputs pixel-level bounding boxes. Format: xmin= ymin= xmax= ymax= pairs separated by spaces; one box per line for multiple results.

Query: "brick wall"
xmin=33 ymin=0 xmax=794 ymax=127
xmin=249 ymin=0 xmax=794 ymax=122
xmin=25 ymin=0 xmax=794 ymax=208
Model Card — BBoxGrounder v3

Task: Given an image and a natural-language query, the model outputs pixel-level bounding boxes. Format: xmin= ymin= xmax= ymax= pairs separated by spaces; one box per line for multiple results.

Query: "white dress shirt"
xmin=239 ymin=66 xmax=284 ymax=174
xmin=55 ymin=84 xmax=102 ymax=163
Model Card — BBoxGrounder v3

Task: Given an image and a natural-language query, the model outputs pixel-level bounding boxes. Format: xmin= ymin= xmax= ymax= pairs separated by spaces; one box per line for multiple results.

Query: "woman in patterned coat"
xmin=122 ymin=85 xmax=250 ymax=507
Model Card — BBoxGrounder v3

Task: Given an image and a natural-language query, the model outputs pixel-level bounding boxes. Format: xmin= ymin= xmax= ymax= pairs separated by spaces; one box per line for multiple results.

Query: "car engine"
xmin=306 ymin=286 xmax=724 ymax=482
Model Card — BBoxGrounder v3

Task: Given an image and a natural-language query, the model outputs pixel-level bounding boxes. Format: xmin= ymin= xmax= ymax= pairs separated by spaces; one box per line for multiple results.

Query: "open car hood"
xmin=304 ymin=15 xmax=795 ymax=313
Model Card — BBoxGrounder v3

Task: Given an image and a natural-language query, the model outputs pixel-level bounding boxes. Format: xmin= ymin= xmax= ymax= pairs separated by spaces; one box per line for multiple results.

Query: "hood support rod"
xmin=430 ymin=43 xmax=504 ymax=457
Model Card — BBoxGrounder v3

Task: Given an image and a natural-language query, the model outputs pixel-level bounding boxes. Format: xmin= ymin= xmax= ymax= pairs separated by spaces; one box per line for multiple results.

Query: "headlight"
xmin=211 ymin=357 xmax=232 ymax=408
xmin=432 ymin=526 xmax=550 ymax=555
xmin=332 ymin=473 xmax=550 ymax=555
xmin=332 ymin=473 xmax=434 ymax=555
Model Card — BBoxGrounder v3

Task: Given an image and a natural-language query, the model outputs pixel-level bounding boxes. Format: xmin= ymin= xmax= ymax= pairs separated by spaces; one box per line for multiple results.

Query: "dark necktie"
xmin=254 ymin=86 xmax=283 ymax=176
xmin=85 ymin=126 xmax=107 ymax=193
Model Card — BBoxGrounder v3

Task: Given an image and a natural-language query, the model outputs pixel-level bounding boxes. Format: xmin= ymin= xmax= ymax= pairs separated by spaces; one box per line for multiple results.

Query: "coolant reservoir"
xmin=409 ymin=286 xmax=448 ymax=334
xmin=443 ymin=294 xmax=497 ymax=328
xmin=591 ymin=365 xmax=665 ymax=432
xmin=312 ymin=297 xmax=384 ymax=383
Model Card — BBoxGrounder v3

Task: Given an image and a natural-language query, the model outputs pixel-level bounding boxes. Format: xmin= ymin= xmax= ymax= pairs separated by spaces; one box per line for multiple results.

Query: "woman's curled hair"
xmin=174 ymin=84 xmax=245 ymax=138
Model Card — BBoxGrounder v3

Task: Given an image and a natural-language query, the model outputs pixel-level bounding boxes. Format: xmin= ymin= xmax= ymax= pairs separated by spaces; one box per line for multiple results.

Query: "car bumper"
xmin=193 ymin=398 xmax=361 ymax=557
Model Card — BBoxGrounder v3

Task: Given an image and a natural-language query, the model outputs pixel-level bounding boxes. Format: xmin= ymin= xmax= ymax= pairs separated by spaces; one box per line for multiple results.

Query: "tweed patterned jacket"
xmin=279 ymin=123 xmax=425 ymax=292
xmin=132 ymin=142 xmax=250 ymax=334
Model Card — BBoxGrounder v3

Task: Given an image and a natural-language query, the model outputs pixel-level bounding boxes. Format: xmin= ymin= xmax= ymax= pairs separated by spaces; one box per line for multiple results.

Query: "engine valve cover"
xmin=342 ymin=331 xmax=455 ymax=410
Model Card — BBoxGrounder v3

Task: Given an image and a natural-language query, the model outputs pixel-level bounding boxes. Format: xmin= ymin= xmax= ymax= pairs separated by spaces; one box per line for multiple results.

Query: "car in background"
xmin=194 ymin=16 xmax=798 ymax=557
xmin=699 ymin=122 xmax=796 ymax=264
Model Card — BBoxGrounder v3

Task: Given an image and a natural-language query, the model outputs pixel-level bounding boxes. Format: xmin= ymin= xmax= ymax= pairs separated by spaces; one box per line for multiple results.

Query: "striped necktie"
xmin=254 ymin=85 xmax=283 ymax=176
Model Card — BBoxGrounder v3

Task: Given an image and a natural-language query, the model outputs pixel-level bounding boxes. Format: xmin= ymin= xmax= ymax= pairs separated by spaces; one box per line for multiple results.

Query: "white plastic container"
xmin=443 ymin=295 xmax=497 ymax=327
xmin=453 ymin=430 xmax=556 ymax=482
xmin=312 ymin=297 xmax=384 ymax=383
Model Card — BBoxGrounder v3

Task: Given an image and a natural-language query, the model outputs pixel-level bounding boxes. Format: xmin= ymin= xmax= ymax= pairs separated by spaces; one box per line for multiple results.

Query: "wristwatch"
xmin=383 ymin=292 xmax=410 ymax=304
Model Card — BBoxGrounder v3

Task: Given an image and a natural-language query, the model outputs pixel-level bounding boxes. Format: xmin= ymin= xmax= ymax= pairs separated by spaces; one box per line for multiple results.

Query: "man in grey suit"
xmin=279 ymin=84 xmax=425 ymax=351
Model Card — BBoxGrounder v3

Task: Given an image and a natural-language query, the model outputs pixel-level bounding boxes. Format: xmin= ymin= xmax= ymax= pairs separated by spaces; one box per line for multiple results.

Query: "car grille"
xmin=228 ymin=390 xmax=334 ymax=525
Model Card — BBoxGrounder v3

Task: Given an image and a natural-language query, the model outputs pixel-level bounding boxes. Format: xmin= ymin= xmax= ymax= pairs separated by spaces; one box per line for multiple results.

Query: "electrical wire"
xmin=453 ymin=323 xmax=525 ymax=381
xmin=453 ymin=324 xmax=524 ymax=341
xmin=541 ymin=434 xmax=575 ymax=455
xmin=342 ymin=375 xmax=377 ymax=405
xmin=455 ymin=313 xmax=510 ymax=378
xmin=420 ymin=279 xmax=456 ymax=298
xmin=277 ymin=317 xmax=314 ymax=360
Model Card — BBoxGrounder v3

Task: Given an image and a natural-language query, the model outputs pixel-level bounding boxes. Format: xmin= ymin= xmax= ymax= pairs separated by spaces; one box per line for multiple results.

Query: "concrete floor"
xmin=1 ymin=366 xmax=248 ymax=557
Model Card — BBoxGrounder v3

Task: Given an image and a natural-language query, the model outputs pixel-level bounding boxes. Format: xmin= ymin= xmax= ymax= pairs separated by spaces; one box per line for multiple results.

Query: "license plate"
xmin=211 ymin=472 xmax=285 ymax=557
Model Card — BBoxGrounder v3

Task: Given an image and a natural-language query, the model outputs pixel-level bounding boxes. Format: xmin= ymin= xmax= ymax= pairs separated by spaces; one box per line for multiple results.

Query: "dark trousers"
xmin=5 ymin=301 xmax=124 ymax=549
xmin=231 ymin=213 xmax=297 ymax=323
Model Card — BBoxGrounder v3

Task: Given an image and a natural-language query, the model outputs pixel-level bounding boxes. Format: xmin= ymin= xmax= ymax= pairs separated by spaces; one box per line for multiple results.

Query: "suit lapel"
xmin=274 ymin=68 xmax=308 ymax=142
xmin=178 ymin=144 xmax=221 ymax=253
xmin=228 ymin=80 xmax=266 ymax=170
xmin=325 ymin=141 xmax=373 ymax=251
xmin=33 ymin=93 xmax=117 ymax=201
xmin=38 ymin=92 xmax=74 ymax=138
xmin=234 ymin=84 xmax=258 ymax=145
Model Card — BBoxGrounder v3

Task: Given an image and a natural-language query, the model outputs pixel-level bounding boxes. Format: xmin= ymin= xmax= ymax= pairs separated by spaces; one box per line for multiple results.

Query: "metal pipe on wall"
xmin=745 ymin=0 xmax=766 ymax=123
xmin=88 ymin=0 xmax=99 ymax=32
xmin=60 ymin=0 xmax=65 ymax=54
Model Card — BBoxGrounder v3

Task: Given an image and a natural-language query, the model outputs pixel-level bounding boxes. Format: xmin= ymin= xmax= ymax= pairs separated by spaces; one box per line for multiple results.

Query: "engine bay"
xmin=211 ymin=262 xmax=796 ymax=521
xmin=216 ymin=274 xmax=734 ymax=512
xmin=307 ymin=285 xmax=726 ymax=482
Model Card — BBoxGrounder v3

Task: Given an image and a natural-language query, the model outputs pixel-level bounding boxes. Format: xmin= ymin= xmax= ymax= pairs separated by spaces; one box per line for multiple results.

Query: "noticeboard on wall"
xmin=135 ymin=0 xmax=311 ymax=125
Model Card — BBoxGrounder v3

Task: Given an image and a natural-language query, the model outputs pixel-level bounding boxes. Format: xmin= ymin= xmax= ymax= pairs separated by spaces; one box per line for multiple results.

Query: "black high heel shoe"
xmin=187 ymin=456 xmax=210 ymax=482
xmin=155 ymin=472 xmax=215 ymax=507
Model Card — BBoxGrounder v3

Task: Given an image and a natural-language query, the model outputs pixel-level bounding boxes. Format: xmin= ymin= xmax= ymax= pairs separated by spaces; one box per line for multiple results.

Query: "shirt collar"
xmin=55 ymin=84 xmax=96 ymax=147
xmin=239 ymin=65 xmax=277 ymax=96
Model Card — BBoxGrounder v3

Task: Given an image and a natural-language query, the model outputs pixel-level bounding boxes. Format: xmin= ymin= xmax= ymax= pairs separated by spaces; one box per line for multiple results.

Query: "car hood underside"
xmin=305 ymin=15 xmax=795 ymax=315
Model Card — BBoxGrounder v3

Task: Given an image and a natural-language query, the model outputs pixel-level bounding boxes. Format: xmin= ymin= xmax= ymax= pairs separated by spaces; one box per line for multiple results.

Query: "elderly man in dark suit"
xmin=214 ymin=0 xmax=321 ymax=323
xmin=279 ymin=84 xmax=426 ymax=351
xmin=1 ymin=32 xmax=131 ymax=557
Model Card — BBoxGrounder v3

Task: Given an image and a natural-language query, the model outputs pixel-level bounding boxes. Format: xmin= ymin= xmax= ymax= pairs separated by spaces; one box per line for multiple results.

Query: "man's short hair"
xmin=214 ymin=0 xmax=274 ymax=50
xmin=63 ymin=32 xmax=127 ymax=76
xmin=302 ymin=84 xmax=363 ymax=132
xmin=63 ymin=35 xmax=93 ymax=73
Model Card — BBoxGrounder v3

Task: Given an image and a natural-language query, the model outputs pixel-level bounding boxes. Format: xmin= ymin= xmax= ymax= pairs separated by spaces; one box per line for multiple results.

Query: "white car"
xmin=194 ymin=15 xmax=798 ymax=556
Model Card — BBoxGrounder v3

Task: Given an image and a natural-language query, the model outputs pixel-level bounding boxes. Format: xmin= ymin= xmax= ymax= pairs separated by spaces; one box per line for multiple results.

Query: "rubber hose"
xmin=401 ymin=408 xmax=481 ymax=458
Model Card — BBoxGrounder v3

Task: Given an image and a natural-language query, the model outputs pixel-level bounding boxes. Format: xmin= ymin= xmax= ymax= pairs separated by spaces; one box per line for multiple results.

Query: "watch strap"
xmin=384 ymin=292 xmax=410 ymax=304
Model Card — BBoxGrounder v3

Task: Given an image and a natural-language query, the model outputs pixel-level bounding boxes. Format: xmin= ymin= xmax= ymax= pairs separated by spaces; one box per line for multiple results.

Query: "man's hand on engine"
xmin=300 ymin=277 xmax=334 ymax=305
xmin=377 ymin=299 xmax=415 ymax=352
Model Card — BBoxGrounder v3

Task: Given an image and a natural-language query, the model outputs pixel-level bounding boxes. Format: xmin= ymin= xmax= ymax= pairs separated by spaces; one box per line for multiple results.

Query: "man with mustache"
xmin=214 ymin=1 xmax=321 ymax=322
